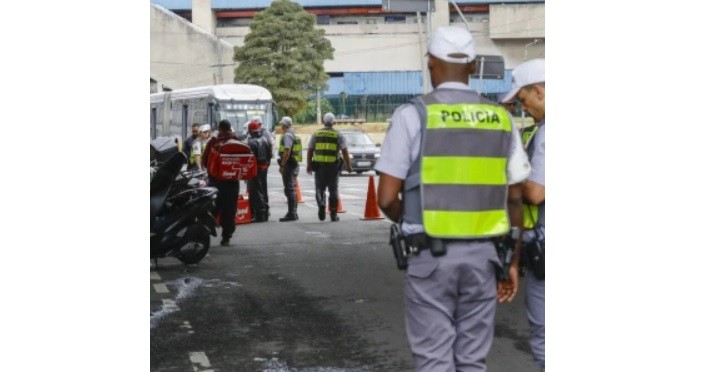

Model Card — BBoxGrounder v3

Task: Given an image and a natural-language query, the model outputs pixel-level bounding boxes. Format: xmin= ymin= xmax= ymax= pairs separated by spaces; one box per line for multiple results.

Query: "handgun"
xmin=389 ymin=224 xmax=408 ymax=270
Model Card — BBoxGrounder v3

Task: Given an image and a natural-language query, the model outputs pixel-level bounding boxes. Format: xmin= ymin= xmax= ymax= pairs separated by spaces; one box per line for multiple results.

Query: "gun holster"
xmin=390 ymin=224 xmax=408 ymax=270
xmin=524 ymin=231 xmax=545 ymax=280
xmin=494 ymin=228 xmax=520 ymax=282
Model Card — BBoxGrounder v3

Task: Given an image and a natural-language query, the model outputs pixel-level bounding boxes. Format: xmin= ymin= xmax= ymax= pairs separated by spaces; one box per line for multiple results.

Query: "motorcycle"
xmin=150 ymin=151 xmax=218 ymax=264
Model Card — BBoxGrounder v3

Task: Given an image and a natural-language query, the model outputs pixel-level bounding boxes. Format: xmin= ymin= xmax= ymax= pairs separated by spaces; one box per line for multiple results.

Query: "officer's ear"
xmin=467 ymin=60 xmax=479 ymax=76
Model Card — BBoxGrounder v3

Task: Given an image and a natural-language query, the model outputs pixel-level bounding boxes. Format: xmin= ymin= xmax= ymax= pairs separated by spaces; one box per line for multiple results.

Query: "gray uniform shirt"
xmin=374 ymin=81 xmax=530 ymax=235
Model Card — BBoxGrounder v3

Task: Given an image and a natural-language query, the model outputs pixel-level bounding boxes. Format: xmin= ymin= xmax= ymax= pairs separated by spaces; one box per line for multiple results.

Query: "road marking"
xmin=162 ymin=299 xmax=180 ymax=310
xmin=150 ymin=299 xmax=181 ymax=329
xmin=150 ymin=271 xmax=161 ymax=280
xmin=188 ymin=351 xmax=215 ymax=372
xmin=153 ymin=283 xmax=170 ymax=294
xmin=181 ymin=320 xmax=195 ymax=334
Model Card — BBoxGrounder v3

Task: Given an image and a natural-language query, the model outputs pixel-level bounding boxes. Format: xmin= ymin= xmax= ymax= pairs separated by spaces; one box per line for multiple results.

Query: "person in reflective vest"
xmin=306 ymin=112 xmax=352 ymax=222
xmin=277 ymin=116 xmax=302 ymax=222
xmin=502 ymin=57 xmax=546 ymax=371
xmin=375 ymin=26 xmax=530 ymax=371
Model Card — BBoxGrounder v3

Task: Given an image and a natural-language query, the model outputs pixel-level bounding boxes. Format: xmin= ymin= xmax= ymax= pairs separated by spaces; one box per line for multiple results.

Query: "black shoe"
xmin=330 ymin=213 xmax=340 ymax=222
xmin=318 ymin=208 xmax=326 ymax=221
xmin=279 ymin=213 xmax=298 ymax=222
xmin=220 ymin=238 xmax=230 ymax=246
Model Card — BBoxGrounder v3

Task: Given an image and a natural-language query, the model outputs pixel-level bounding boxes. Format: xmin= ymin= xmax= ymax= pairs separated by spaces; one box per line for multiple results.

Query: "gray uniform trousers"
xmin=526 ymin=272 xmax=545 ymax=371
xmin=281 ymin=163 xmax=299 ymax=214
xmin=404 ymin=240 xmax=500 ymax=372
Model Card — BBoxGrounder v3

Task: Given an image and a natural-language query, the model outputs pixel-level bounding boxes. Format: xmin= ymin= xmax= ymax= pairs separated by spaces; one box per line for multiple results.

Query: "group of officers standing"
xmin=193 ymin=111 xmax=356 ymax=245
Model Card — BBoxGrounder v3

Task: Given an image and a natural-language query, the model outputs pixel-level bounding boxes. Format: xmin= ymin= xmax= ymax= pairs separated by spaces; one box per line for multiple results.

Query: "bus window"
xmin=207 ymin=103 xmax=215 ymax=128
xmin=217 ymin=101 xmax=269 ymax=134
xmin=151 ymin=108 xmax=157 ymax=139
xmin=182 ymin=105 xmax=189 ymax=139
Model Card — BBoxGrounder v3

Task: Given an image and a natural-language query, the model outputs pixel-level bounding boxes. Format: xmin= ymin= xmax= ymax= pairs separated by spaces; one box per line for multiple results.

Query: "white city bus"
xmin=149 ymin=84 xmax=276 ymax=141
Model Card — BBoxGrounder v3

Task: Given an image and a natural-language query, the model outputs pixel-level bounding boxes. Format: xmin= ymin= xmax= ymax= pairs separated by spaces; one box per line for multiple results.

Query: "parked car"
xmin=339 ymin=130 xmax=381 ymax=174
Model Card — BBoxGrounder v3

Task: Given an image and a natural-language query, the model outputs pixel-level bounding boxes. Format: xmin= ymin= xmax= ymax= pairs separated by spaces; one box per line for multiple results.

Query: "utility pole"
xmin=521 ymin=39 xmax=540 ymax=126
xmin=216 ymin=36 xmax=223 ymax=85
xmin=316 ymin=87 xmax=321 ymax=125
xmin=416 ymin=11 xmax=429 ymax=94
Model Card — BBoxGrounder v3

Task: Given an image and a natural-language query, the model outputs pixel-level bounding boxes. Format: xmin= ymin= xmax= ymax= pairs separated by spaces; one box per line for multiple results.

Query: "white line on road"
xmin=153 ymin=283 xmax=170 ymax=294
xmin=181 ymin=320 xmax=195 ymax=334
xmin=162 ymin=299 xmax=180 ymax=310
xmin=188 ymin=351 xmax=215 ymax=372
xmin=150 ymin=271 xmax=161 ymax=280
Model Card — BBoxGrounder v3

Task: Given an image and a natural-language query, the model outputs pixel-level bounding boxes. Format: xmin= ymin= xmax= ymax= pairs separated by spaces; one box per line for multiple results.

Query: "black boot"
xmin=280 ymin=202 xmax=298 ymax=222
xmin=318 ymin=206 xmax=326 ymax=221
xmin=279 ymin=213 xmax=297 ymax=222
xmin=330 ymin=212 xmax=340 ymax=222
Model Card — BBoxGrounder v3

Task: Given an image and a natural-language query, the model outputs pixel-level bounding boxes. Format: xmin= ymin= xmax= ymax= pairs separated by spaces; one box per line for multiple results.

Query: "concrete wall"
xmin=191 ymin=0 xmax=216 ymax=34
xmin=150 ymin=4 xmax=235 ymax=91
xmin=489 ymin=3 xmax=545 ymax=39
xmin=217 ymin=27 xmax=543 ymax=73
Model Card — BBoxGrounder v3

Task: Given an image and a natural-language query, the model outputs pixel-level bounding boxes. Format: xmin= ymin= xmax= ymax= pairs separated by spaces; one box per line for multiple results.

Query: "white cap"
xmin=428 ymin=26 xmax=476 ymax=64
xmin=502 ymin=58 xmax=545 ymax=103
xmin=200 ymin=124 xmax=211 ymax=132
xmin=280 ymin=116 xmax=292 ymax=126
xmin=251 ymin=115 xmax=262 ymax=123
xmin=323 ymin=112 xmax=335 ymax=125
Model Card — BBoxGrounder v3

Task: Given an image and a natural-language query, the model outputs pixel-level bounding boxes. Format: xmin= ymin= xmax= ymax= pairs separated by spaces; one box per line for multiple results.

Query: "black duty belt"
xmin=404 ymin=233 xmax=494 ymax=255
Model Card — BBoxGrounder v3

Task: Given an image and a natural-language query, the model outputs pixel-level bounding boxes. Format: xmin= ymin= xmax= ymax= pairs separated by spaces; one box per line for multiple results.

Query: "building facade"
xmin=150 ymin=0 xmax=545 ymax=121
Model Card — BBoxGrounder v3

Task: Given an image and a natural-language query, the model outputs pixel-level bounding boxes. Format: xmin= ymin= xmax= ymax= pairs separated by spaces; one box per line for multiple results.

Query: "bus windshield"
xmin=217 ymin=101 xmax=270 ymax=133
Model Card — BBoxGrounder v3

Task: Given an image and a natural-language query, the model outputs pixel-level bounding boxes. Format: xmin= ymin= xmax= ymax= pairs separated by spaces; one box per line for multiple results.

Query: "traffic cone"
xmin=327 ymin=194 xmax=346 ymax=213
xmin=361 ymin=176 xmax=384 ymax=220
xmin=295 ymin=178 xmax=305 ymax=203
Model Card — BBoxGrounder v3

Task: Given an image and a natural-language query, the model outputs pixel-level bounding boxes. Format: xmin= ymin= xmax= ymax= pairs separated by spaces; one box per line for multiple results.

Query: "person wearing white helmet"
xmin=502 ymin=57 xmax=545 ymax=372
xmin=306 ymin=112 xmax=353 ymax=222
xmin=277 ymin=116 xmax=302 ymax=221
xmin=190 ymin=124 xmax=212 ymax=171
xmin=375 ymin=26 xmax=530 ymax=371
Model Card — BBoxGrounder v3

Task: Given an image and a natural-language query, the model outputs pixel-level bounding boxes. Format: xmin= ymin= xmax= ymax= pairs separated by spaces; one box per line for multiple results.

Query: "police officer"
xmin=502 ymin=58 xmax=545 ymax=371
xmin=247 ymin=121 xmax=272 ymax=222
xmin=375 ymin=26 xmax=530 ymax=371
xmin=306 ymin=112 xmax=353 ymax=222
xmin=201 ymin=119 xmax=240 ymax=246
xmin=277 ymin=116 xmax=302 ymax=222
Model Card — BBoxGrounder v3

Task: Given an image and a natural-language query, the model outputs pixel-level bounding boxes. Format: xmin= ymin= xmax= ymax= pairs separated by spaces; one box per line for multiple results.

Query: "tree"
xmin=233 ymin=0 xmax=334 ymax=117
xmin=294 ymin=98 xmax=334 ymax=124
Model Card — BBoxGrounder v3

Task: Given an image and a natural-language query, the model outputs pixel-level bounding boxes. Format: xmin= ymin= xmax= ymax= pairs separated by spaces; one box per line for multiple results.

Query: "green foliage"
xmin=233 ymin=0 xmax=334 ymax=117
xmin=294 ymin=98 xmax=334 ymax=124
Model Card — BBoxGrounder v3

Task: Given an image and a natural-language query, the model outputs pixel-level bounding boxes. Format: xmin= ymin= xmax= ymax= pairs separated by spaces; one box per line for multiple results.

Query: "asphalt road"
xmin=150 ymin=162 xmax=538 ymax=372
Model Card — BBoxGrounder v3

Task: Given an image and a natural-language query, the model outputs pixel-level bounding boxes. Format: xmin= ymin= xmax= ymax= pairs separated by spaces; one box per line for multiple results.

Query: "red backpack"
xmin=207 ymin=138 xmax=257 ymax=181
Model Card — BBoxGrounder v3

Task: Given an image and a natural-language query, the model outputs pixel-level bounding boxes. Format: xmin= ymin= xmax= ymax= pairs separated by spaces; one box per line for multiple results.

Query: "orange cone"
xmin=327 ymin=194 xmax=346 ymax=213
xmin=361 ymin=176 xmax=384 ymax=220
xmin=295 ymin=178 xmax=305 ymax=203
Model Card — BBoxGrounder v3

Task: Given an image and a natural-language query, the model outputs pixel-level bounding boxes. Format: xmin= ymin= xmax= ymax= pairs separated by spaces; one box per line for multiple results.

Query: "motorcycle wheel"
xmin=176 ymin=234 xmax=210 ymax=264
